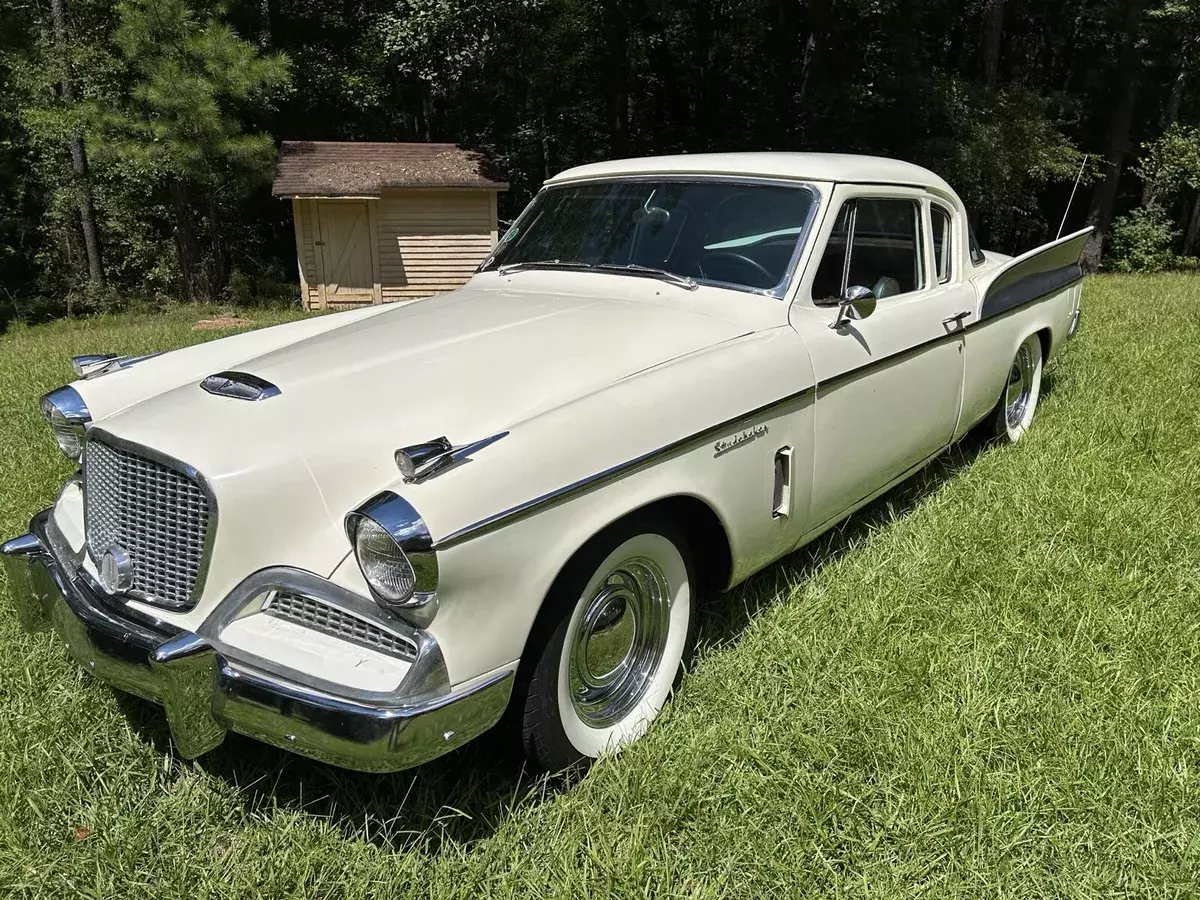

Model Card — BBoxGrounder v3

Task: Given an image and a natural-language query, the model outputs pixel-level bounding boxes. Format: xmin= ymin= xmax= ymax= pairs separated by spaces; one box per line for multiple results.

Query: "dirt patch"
xmin=193 ymin=316 xmax=252 ymax=331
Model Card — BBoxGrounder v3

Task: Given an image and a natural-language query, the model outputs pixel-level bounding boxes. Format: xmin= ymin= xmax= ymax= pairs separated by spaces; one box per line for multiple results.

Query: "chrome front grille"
xmin=84 ymin=438 xmax=212 ymax=609
xmin=263 ymin=591 xmax=418 ymax=660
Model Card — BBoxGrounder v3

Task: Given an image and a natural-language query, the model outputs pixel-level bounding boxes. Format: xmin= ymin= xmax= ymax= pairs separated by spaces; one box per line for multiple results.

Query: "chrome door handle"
xmin=942 ymin=311 xmax=970 ymax=328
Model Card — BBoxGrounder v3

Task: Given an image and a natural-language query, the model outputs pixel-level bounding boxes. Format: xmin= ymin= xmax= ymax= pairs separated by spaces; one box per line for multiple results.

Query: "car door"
xmin=790 ymin=184 xmax=972 ymax=533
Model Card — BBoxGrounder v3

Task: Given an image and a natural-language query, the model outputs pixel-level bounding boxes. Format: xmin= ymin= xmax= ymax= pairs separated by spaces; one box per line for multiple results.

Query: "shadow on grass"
xmin=117 ymin=409 xmax=1020 ymax=855
xmin=116 ymin=688 xmax=570 ymax=852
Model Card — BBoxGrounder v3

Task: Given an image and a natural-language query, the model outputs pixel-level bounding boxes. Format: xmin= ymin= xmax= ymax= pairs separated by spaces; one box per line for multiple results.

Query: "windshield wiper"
xmin=590 ymin=263 xmax=698 ymax=291
xmin=496 ymin=259 xmax=698 ymax=291
xmin=496 ymin=260 xmax=594 ymax=276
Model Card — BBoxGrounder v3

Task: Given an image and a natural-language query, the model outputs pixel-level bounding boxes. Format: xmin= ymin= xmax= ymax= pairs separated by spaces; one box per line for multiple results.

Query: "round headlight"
xmin=40 ymin=386 xmax=91 ymax=462
xmin=354 ymin=516 xmax=417 ymax=606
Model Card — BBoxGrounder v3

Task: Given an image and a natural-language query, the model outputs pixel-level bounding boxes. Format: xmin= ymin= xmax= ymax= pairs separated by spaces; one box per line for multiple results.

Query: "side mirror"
xmin=831 ymin=285 xmax=876 ymax=329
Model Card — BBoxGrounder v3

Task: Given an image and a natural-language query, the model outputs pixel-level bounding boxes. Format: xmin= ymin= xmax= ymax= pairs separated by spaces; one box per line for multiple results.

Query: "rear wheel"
xmin=519 ymin=517 xmax=695 ymax=772
xmin=990 ymin=333 xmax=1044 ymax=443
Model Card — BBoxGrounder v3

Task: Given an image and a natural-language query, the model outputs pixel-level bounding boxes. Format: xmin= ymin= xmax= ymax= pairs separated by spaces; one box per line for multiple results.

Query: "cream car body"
xmin=3 ymin=153 xmax=1088 ymax=771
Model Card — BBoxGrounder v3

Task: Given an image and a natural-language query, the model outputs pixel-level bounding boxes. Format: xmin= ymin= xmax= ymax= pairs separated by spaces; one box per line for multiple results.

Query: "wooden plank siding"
xmin=291 ymin=189 xmax=499 ymax=310
xmin=294 ymin=199 xmax=324 ymax=309
xmin=376 ymin=189 xmax=496 ymax=303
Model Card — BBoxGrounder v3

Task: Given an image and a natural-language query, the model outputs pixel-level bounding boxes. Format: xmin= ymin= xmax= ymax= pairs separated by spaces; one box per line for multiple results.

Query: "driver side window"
xmin=811 ymin=197 xmax=926 ymax=304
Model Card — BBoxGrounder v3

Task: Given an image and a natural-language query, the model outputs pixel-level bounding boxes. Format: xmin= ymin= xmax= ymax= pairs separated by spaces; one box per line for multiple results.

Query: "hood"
xmin=96 ymin=279 xmax=749 ymax=524
xmin=241 ymin=282 xmax=746 ymax=436
xmin=103 ymin=280 xmax=747 ymax=451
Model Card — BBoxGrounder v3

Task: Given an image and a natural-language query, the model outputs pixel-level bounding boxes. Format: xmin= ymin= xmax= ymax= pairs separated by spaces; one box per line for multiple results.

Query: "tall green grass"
xmin=1 ymin=278 xmax=1199 ymax=898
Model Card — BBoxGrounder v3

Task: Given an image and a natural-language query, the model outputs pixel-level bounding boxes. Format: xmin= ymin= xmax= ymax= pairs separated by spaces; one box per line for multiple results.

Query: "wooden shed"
xmin=272 ymin=142 xmax=508 ymax=309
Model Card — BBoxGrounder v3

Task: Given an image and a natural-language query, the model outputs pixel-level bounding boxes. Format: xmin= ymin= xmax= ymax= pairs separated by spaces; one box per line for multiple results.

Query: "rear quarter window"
xmin=968 ymin=221 xmax=986 ymax=266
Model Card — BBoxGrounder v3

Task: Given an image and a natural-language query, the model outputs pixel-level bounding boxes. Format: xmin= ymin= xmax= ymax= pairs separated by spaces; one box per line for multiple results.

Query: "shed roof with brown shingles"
xmin=272 ymin=141 xmax=508 ymax=197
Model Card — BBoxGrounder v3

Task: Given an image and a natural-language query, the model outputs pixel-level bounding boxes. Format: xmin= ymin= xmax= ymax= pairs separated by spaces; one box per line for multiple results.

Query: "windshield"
xmin=483 ymin=179 xmax=818 ymax=296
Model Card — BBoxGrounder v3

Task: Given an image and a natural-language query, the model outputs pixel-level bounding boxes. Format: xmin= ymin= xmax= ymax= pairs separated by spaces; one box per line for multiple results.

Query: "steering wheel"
xmin=698 ymin=250 xmax=775 ymax=287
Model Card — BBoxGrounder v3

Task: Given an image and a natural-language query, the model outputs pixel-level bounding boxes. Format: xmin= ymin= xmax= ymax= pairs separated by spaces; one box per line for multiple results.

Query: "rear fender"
xmin=973 ymin=227 xmax=1092 ymax=323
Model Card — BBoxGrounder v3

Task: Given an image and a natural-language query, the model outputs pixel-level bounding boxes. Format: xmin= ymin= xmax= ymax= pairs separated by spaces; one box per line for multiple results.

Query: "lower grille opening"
xmin=262 ymin=591 xmax=417 ymax=661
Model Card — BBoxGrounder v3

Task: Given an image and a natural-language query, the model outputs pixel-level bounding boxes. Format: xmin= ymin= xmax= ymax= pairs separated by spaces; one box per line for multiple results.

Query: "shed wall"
xmin=377 ymin=189 xmax=497 ymax=302
xmin=292 ymin=190 xmax=499 ymax=310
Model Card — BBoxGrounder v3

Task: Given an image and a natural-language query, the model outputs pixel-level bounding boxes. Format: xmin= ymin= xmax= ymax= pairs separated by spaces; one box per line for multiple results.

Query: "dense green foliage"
xmin=2 ymin=0 xmax=1199 ymax=324
xmin=2 ymin=274 xmax=1200 ymax=895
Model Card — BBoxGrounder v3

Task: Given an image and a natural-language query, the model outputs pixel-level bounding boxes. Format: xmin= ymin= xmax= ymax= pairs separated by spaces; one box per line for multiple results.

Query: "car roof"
xmin=547 ymin=152 xmax=957 ymax=198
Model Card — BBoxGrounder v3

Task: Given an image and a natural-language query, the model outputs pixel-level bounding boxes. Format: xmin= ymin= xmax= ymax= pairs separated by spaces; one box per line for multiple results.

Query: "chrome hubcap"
xmin=568 ymin=557 xmax=671 ymax=727
xmin=1005 ymin=343 xmax=1034 ymax=429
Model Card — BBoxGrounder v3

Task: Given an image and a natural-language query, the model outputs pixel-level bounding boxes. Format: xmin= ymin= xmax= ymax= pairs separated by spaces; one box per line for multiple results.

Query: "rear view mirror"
xmin=831 ymin=285 xmax=876 ymax=329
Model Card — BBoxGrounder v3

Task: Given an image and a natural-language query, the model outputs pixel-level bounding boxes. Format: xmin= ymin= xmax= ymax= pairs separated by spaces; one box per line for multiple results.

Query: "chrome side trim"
xmin=435 ymin=384 xmax=815 ymax=549
xmin=200 ymin=371 xmax=281 ymax=401
xmin=82 ymin=427 xmax=219 ymax=611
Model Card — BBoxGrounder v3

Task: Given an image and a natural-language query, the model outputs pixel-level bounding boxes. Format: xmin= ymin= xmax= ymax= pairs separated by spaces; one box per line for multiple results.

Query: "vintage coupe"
xmin=3 ymin=154 xmax=1088 ymax=772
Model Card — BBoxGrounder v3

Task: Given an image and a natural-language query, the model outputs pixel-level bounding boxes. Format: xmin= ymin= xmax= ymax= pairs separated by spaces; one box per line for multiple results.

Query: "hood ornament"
xmin=72 ymin=352 xmax=164 ymax=380
xmin=395 ymin=432 xmax=508 ymax=483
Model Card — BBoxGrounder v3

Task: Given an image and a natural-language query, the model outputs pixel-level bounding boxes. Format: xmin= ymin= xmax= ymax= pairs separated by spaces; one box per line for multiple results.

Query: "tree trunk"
xmin=1184 ymin=192 xmax=1200 ymax=258
xmin=1140 ymin=58 xmax=1187 ymax=207
xmin=980 ymin=0 xmax=1006 ymax=88
xmin=768 ymin=0 xmax=801 ymax=145
xmin=602 ymin=4 xmax=632 ymax=157
xmin=797 ymin=0 xmax=832 ymax=107
xmin=1081 ymin=0 xmax=1147 ymax=272
xmin=259 ymin=0 xmax=274 ymax=46
xmin=1163 ymin=57 xmax=1186 ymax=128
xmin=208 ymin=193 xmax=229 ymax=298
xmin=50 ymin=0 xmax=104 ymax=287
xmin=170 ymin=179 xmax=202 ymax=301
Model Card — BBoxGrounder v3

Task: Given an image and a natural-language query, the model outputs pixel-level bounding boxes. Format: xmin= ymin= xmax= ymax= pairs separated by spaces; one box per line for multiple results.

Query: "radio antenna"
xmin=1057 ymin=153 xmax=1090 ymax=239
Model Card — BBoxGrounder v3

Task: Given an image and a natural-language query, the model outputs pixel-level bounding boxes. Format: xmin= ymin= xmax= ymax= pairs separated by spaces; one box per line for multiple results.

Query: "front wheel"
xmin=990 ymin=333 xmax=1044 ymax=443
xmin=519 ymin=517 xmax=695 ymax=772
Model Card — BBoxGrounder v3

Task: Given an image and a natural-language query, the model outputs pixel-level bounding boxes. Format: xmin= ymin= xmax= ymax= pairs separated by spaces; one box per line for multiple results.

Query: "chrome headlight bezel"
xmin=39 ymin=385 xmax=92 ymax=461
xmin=344 ymin=491 xmax=439 ymax=612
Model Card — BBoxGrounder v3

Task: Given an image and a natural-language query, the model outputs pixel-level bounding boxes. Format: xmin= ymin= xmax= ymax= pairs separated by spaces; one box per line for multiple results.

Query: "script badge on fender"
xmin=714 ymin=423 xmax=768 ymax=457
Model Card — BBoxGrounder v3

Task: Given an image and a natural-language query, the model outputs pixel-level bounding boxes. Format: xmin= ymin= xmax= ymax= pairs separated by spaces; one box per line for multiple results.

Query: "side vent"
xmin=771 ymin=447 xmax=793 ymax=518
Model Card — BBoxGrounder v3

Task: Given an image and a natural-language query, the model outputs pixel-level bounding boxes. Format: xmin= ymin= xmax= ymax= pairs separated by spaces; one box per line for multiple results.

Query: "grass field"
xmin=2 ymin=277 xmax=1200 ymax=898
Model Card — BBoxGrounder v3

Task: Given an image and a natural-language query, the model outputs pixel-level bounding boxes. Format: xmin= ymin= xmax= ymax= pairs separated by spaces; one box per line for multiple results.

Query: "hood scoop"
xmin=200 ymin=371 xmax=281 ymax=402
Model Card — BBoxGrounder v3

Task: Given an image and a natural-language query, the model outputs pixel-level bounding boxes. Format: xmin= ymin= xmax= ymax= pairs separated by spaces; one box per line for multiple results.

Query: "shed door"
xmin=316 ymin=201 xmax=375 ymax=301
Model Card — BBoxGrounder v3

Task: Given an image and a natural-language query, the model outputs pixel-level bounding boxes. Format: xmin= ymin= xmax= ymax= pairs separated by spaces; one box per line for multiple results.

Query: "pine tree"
xmin=97 ymin=0 xmax=289 ymax=300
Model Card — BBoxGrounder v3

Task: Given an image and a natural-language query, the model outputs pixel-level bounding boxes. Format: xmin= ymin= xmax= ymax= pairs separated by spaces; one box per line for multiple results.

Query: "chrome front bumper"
xmin=1 ymin=510 xmax=512 ymax=772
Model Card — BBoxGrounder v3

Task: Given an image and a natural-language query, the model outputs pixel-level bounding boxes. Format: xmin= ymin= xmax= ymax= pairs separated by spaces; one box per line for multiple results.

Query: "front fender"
xmin=351 ymin=327 xmax=817 ymax=684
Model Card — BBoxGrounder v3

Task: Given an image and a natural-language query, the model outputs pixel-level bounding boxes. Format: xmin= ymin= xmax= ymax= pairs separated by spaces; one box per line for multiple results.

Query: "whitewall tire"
xmin=519 ymin=517 xmax=695 ymax=771
xmin=991 ymin=333 xmax=1044 ymax=443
